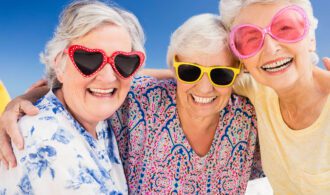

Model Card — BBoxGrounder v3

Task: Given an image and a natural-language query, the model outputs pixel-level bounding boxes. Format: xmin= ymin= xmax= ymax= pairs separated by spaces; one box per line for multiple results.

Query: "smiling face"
xmin=56 ymin=24 xmax=133 ymax=131
xmin=175 ymin=48 xmax=236 ymax=119
xmin=232 ymin=1 xmax=316 ymax=90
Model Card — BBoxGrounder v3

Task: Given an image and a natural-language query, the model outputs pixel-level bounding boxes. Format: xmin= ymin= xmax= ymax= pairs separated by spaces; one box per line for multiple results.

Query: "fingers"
xmin=0 ymin=99 xmax=33 ymax=150
xmin=6 ymin=113 xmax=24 ymax=150
xmin=0 ymin=132 xmax=17 ymax=169
xmin=20 ymin=100 xmax=39 ymax=115
xmin=25 ymin=79 xmax=48 ymax=94
xmin=322 ymin=57 xmax=330 ymax=70
xmin=0 ymin=150 xmax=9 ymax=170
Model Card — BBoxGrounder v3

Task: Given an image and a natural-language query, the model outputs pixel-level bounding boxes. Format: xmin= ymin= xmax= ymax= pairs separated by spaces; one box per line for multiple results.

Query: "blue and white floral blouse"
xmin=0 ymin=90 xmax=127 ymax=195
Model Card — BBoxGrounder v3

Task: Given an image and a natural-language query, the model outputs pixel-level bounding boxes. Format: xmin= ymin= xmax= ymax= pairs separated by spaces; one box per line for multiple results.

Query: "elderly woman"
xmin=219 ymin=0 xmax=330 ymax=194
xmin=110 ymin=13 xmax=263 ymax=194
xmin=0 ymin=0 xmax=145 ymax=194
xmin=0 ymin=14 xmax=263 ymax=194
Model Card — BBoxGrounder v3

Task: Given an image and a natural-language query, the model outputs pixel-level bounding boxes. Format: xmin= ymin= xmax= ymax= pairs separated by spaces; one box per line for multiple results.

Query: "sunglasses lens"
xmin=271 ymin=8 xmax=306 ymax=42
xmin=210 ymin=68 xmax=235 ymax=86
xmin=233 ymin=26 xmax=263 ymax=56
xmin=232 ymin=7 xmax=307 ymax=58
xmin=114 ymin=54 xmax=141 ymax=78
xmin=73 ymin=50 xmax=103 ymax=76
xmin=177 ymin=64 xmax=201 ymax=82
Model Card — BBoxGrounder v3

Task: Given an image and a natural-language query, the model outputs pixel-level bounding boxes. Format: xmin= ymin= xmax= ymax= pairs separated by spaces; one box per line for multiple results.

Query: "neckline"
xmin=175 ymin=104 xmax=225 ymax=159
xmin=274 ymin=93 xmax=330 ymax=135
xmin=46 ymin=90 xmax=106 ymax=145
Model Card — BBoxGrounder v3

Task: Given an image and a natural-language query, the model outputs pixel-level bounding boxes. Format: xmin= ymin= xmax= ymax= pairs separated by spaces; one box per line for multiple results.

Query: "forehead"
xmin=71 ymin=24 xmax=132 ymax=52
xmin=232 ymin=1 xmax=292 ymax=27
xmin=177 ymin=47 xmax=237 ymax=67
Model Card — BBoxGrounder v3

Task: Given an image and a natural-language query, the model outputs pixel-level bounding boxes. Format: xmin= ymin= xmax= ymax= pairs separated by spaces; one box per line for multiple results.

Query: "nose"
xmin=196 ymin=73 xmax=214 ymax=93
xmin=262 ymin=34 xmax=281 ymax=55
xmin=95 ymin=63 xmax=117 ymax=82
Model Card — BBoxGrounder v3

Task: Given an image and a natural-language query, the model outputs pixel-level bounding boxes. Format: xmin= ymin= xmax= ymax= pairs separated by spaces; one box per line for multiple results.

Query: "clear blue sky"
xmin=1 ymin=0 xmax=329 ymax=98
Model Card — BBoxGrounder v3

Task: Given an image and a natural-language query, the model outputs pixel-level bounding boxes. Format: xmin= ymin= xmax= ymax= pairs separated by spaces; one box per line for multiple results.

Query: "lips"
xmin=261 ymin=57 xmax=293 ymax=72
xmin=192 ymin=95 xmax=216 ymax=104
xmin=88 ymin=88 xmax=116 ymax=97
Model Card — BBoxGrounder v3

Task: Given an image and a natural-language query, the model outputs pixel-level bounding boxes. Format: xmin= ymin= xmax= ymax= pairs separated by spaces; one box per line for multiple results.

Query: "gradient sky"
xmin=1 ymin=0 xmax=329 ymax=98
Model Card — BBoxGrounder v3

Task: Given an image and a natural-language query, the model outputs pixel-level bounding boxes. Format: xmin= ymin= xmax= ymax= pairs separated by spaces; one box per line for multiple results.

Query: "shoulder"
xmin=313 ymin=67 xmax=330 ymax=93
xmin=131 ymin=76 xmax=176 ymax=92
xmin=18 ymin=91 xmax=68 ymax=145
xmin=128 ymin=76 xmax=176 ymax=103
xmin=228 ymin=93 xmax=255 ymax=115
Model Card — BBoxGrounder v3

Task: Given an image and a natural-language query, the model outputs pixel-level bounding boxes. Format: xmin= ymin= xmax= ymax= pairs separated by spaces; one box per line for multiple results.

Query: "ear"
xmin=308 ymin=34 xmax=316 ymax=52
xmin=239 ymin=61 xmax=249 ymax=73
xmin=54 ymin=54 xmax=65 ymax=83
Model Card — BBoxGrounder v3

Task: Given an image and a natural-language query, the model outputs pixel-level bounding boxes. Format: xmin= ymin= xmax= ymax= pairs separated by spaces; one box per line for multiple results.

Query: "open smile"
xmin=191 ymin=94 xmax=216 ymax=104
xmin=261 ymin=57 xmax=293 ymax=73
xmin=88 ymin=87 xmax=117 ymax=97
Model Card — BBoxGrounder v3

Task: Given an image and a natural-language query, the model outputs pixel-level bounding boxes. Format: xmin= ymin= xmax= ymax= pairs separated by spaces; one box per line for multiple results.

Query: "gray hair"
xmin=219 ymin=0 xmax=319 ymax=64
xmin=40 ymin=0 xmax=146 ymax=88
xmin=167 ymin=13 xmax=230 ymax=68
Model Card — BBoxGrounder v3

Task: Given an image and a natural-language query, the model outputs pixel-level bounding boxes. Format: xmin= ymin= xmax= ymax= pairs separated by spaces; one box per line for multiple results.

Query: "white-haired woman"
xmin=219 ymin=0 xmax=330 ymax=194
xmin=0 ymin=0 xmax=145 ymax=194
xmin=0 ymin=13 xmax=263 ymax=194
xmin=108 ymin=13 xmax=263 ymax=194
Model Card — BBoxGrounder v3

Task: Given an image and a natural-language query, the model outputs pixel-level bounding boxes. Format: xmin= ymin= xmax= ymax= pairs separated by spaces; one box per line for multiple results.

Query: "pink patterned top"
xmin=110 ymin=76 xmax=263 ymax=194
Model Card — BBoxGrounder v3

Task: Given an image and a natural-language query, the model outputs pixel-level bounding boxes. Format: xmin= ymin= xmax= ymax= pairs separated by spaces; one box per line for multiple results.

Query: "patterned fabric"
xmin=110 ymin=76 xmax=263 ymax=194
xmin=0 ymin=90 xmax=127 ymax=195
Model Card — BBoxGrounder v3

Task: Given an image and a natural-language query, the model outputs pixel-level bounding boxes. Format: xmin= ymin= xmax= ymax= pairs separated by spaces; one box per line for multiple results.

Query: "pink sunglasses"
xmin=229 ymin=5 xmax=310 ymax=59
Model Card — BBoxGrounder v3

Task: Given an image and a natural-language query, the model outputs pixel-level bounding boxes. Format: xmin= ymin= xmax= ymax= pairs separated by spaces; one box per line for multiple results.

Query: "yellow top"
xmin=234 ymin=74 xmax=330 ymax=195
xmin=0 ymin=81 xmax=11 ymax=114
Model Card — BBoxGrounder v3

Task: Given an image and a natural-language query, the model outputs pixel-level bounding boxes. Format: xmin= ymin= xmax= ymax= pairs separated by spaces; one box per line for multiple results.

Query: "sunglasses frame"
xmin=173 ymin=57 xmax=241 ymax=88
xmin=65 ymin=45 xmax=145 ymax=79
xmin=229 ymin=5 xmax=310 ymax=59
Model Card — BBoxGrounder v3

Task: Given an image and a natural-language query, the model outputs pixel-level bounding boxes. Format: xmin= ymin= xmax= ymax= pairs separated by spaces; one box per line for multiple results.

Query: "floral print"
xmin=0 ymin=91 xmax=127 ymax=195
xmin=110 ymin=76 xmax=263 ymax=194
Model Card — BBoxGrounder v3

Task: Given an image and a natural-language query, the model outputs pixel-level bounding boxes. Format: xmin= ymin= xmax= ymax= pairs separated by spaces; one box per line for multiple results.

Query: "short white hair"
xmin=219 ymin=0 xmax=319 ymax=64
xmin=40 ymin=0 xmax=145 ymax=88
xmin=167 ymin=13 xmax=230 ymax=68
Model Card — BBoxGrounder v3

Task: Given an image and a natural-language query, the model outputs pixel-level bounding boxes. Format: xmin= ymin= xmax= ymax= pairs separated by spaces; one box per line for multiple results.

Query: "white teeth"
xmin=261 ymin=58 xmax=292 ymax=72
xmin=89 ymin=88 xmax=114 ymax=94
xmin=192 ymin=95 xmax=216 ymax=104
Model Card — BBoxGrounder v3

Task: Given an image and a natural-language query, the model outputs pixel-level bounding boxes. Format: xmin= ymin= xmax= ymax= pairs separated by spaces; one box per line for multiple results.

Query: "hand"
xmin=25 ymin=79 xmax=47 ymax=94
xmin=0 ymin=97 xmax=39 ymax=169
xmin=323 ymin=57 xmax=330 ymax=70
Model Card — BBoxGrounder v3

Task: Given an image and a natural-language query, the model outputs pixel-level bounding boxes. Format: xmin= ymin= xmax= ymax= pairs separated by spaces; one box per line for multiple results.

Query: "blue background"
xmin=1 ymin=0 xmax=329 ymax=97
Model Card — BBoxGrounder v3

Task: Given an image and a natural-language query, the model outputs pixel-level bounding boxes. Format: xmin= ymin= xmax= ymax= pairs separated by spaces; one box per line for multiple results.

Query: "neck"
xmin=177 ymin=101 xmax=219 ymax=157
xmin=276 ymin=67 xmax=328 ymax=129
xmin=276 ymin=67 xmax=325 ymax=107
xmin=178 ymin=105 xmax=219 ymax=134
xmin=55 ymin=89 xmax=98 ymax=139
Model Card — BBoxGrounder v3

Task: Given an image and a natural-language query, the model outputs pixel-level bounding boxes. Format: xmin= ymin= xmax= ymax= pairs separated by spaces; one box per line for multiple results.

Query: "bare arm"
xmin=0 ymin=82 xmax=49 ymax=169
xmin=138 ymin=68 xmax=174 ymax=80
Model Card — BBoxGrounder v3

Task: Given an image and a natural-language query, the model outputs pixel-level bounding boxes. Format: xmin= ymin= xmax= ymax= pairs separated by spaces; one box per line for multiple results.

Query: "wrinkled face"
xmin=231 ymin=1 xmax=315 ymax=90
xmin=175 ymin=48 xmax=236 ymax=119
xmin=56 ymin=24 xmax=133 ymax=130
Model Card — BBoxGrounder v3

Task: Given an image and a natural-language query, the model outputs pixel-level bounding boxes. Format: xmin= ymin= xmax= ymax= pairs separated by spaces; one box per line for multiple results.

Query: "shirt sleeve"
xmin=233 ymin=73 xmax=258 ymax=104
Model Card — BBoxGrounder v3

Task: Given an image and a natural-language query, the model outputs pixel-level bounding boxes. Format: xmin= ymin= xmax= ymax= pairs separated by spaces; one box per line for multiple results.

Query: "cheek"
xmin=176 ymin=82 xmax=192 ymax=96
xmin=215 ymin=87 xmax=232 ymax=96
xmin=119 ymin=79 xmax=132 ymax=94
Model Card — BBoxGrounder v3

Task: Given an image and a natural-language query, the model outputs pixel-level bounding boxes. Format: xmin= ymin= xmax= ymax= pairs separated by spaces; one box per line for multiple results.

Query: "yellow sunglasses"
xmin=173 ymin=57 xmax=241 ymax=87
